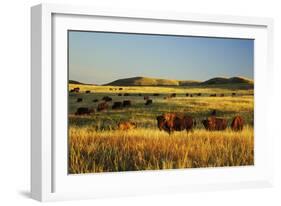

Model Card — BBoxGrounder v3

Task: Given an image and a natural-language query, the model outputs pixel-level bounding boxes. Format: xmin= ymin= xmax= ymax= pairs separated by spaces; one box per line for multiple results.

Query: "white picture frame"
xmin=31 ymin=3 xmax=274 ymax=202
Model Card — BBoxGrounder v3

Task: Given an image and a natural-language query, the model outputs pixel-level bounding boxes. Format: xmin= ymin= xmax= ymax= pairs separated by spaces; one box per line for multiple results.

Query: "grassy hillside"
xmin=200 ymin=76 xmax=253 ymax=85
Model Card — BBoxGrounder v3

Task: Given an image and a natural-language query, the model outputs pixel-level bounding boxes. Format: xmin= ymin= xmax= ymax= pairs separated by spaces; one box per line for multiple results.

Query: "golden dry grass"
xmin=69 ymin=126 xmax=254 ymax=174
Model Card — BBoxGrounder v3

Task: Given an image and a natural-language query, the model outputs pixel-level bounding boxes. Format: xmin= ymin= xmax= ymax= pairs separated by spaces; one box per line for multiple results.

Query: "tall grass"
xmin=69 ymin=126 xmax=254 ymax=174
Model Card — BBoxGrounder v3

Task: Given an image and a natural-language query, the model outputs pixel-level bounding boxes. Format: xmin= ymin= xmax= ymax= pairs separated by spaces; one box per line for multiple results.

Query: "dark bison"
xmin=124 ymin=93 xmax=130 ymax=96
xmin=109 ymin=88 xmax=113 ymax=91
xmin=102 ymin=96 xmax=112 ymax=102
xmin=186 ymin=93 xmax=189 ymax=97
xmin=123 ymin=100 xmax=131 ymax=107
xmin=119 ymin=88 xmax=123 ymax=90
xmin=144 ymin=96 xmax=150 ymax=100
xmin=85 ymin=90 xmax=91 ymax=93
xmin=118 ymin=93 xmax=122 ymax=96
xmin=97 ymin=102 xmax=108 ymax=112
xmin=70 ymin=87 xmax=80 ymax=93
xmin=92 ymin=99 xmax=99 ymax=102
xmin=211 ymin=110 xmax=217 ymax=116
xmin=210 ymin=94 xmax=217 ymax=97
xmin=77 ymin=98 xmax=82 ymax=102
xmin=202 ymin=116 xmax=227 ymax=131
xmin=118 ymin=121 xmax=136 ymax=130
xmin=138 ymin=93 xmax=142 ymax=96
xmin=75 ymin=107 xmax=94 ymax=115
xmin=145 ymin=99 xmax=153 ymax=105
xmin=231 ymin=115 xmax=244 ymax=131
xmin=220 ymin=94 xmax=225 ymax=97
xmin=190 ymin=94 xmax=193 ymax=97
xmin=197 ymin=93 xmax=201 ymax=96
xmin=112 ymin=102 xmax=123 ymax=109
xmin=170 ymin=93 xmax=176 ymax=98
xmin=156 ymin=113 xmax=194 ymax=134
xmin=153 ymin=93 xmax=159 ymax=96
xmin=232 ymin=92 xmax=236 ymax=97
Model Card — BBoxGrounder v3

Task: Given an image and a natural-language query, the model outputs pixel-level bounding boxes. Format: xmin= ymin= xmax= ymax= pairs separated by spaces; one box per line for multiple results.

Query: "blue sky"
xmin=68 ymin=31 xmax=254 ymax=85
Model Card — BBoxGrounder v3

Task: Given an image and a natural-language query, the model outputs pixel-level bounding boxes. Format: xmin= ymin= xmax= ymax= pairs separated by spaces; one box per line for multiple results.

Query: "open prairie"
xmin=68 ymin=83 xmax=254 ymax=174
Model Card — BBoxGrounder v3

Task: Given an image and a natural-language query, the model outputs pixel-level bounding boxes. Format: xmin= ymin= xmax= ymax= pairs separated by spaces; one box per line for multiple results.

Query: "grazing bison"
xmin=75 ymin=107 xmax=94 ymax=115
xmin=70 ymin=87 xmax=80 ymax=93
xmin=190 ymin=94 xmax=193 ymax=97
xmin=118 ymin=121 xmax=136 ymax=130
xmin=102 ymin=96 xmax=112 ymax=102
xmin=92 ymin=99 xmax=99 ymax=102
xmin=144 ymin=96 xmax=150 ymax=100
xmin=197 ymin=93 xmax=201 ymax=96
xmin=118 ymin=93 xmax=122 ymax=96
xmin=123 ymin=100 xmax=131 ymax=107
xmin=109 ymin=88 xmax=113 ymax=91
xmin=153 ymin=93 xmax=159 ymax=96
xmin=124 ymin=93 xmax=130 ymax=96
xmin=145 ymin=99 xmax=153 ymax=105
xmin=119 ymin=88 xmax=123 ymax=90
xmin=171 ymin=93 xmax=176 ymax=98
xmin=97 ymin=102 xmax=108 ymax=112
xmin=85 ymin=90 xmax=91 ymax=93
xmin=211 ymin=110 xmax=217 ymax=116
xmin=112 ymin=102 xmax=123 ymax=109
xmin=220 ymin=94 xmax=225 ymax=97
xmin=202 ymin=116 xmax=227 ymax=131
xmin=231 ymin=115 xmax=244 ymax=131
xmin=156 ymin=113 xmax=194 ymax=134
xmin=210 ymin=94 xmax=217 ymax=97
xmin=77 ymin=98 xmax=82 ymax=102
xmin=232 ymin=92 xmax=236 ymax=97
xmin=186 ymin=93 xmax=189 ymax=97
xmin=138 ymin=93 xmax=142 ymax=96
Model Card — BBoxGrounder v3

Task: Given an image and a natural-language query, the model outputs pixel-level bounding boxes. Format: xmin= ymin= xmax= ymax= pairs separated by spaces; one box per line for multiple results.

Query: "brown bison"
xmin=220 ymin=94 xmax=225 ymax=97
xmin=190 ymin=94 xmax=193 ymax=97
xmin=170 ymin=93 xmax=176 ymax=98
xmin=118 ymin=121 xmax=136 ymax=130
xmin=197 ymin=93 xmax=201 ymax=96
xmin=75 ymin=107 xmax=94 ymax=115
xmin=71 ymin=87 xmax=80 ymax=93
xmin=118 ymin=93 xmax=122 ymax=96
xmin=92 ymin=99 xmax=99 ymax=102
xmin=119 ymin=88 xmax=123 ymax=90
xmin=153 ymin=93 xmax=159 ymax=96
xmin=210 ymin=94 xmax=217 ymax=97
xmin=112 ymin=102 xmax=123 ymax=109
xmin=85 ymin=90 xmax=91 ymax=93
xmin=202 ymin=116 xmax=227 ymax=131
xmin=231 ymin=115 xmax=244 ymax=131
xmin=102 ymin=96 xmax=112 ymax=102
xmin=97 ymin=102 xmax=108 ymax=112
xmin=144 ymin=96 xmax=150 ymax=100
xmin=145 ymin=99 xmax=153 ymax=105
xmin=186 ymin=93 xmax=189 ymax=97
xmin=124 ymin=93 xmax=130 ymax=96
xmin=156 ymin=113 xmax=194 ymax=134
xmin=123 ymin=100 xmax=131 ymax=107
xmin=77 ymin=98 xmax=82 ymax=102
xmin=232 ymin=92 xmax=236 ymax=97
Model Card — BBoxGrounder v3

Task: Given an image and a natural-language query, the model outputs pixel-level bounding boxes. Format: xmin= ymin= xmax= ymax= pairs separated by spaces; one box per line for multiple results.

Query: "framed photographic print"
xmin=31 ymin=3 xmax=274 ymax=201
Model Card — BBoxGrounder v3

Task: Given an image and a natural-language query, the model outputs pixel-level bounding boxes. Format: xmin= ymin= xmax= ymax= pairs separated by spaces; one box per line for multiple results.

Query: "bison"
xmin=144 ymin=96 xmax=150 ymax=100
xmin=92 ymin=99 xmax=99 ymax=102
xmin=75 ymin=107 xmax=94 ymax=115
xmin=231 ymin=115 xmax=244 ymax=131
xmin=197 ymin=93 xmax=201 ymax=96
xmin=124 ymin=93 xmax=130 ymax=96
xmin=123 ymin=100 xmax=131 ymax=107
xmin=211 ymin=110 xmax=217 ymax=116
xmin=170 ymin=93 xmax=176 ymax=98
xmin=118 ymin=121 xmax=136 ymax=130
xmin=85 ymin=90 xmax=91 ymax=93
xmin=202 ymin=116 xmax=227 ymax=131
xmin=118 ymin=93 xmax=122 ymax=96
xmin=112 ymin=101 xmax=123 ymax=109
xmin=186 ymin=93 xmax=189 ymax=97
xmin=156 ymin=113 xmax=194 ymax=134
xmin=232 ymin=92 xmax=236 ymax=97
xmin=153 ymin=93 xmax=159 ymax=96
xmin=102 ymin=96 xmax=112 ymax=102
xmin=145 ymin=99 xmax=153 ymax=105
xmin=77 ymin=98 xmax=82 ymax=102
xmin=220 ymin=94 xmax=225 ymax=97
xmin=210 ymin=94 xmax=217 ymax=97
xmin=97 ymin=102 xmax=108 ymax=112
xmin=119 ymin=88 xmax=123 ymax=90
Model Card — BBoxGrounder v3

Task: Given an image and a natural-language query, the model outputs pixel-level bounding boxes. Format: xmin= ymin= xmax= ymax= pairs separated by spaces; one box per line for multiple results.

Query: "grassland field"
xmin=68 ymin=83 xmax=254 ymax=174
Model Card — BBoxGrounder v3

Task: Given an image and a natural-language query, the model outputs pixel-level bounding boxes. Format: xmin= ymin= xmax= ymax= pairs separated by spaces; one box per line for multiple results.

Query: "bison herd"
xmin=70 ymin=87 xmax=247 ymax=134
